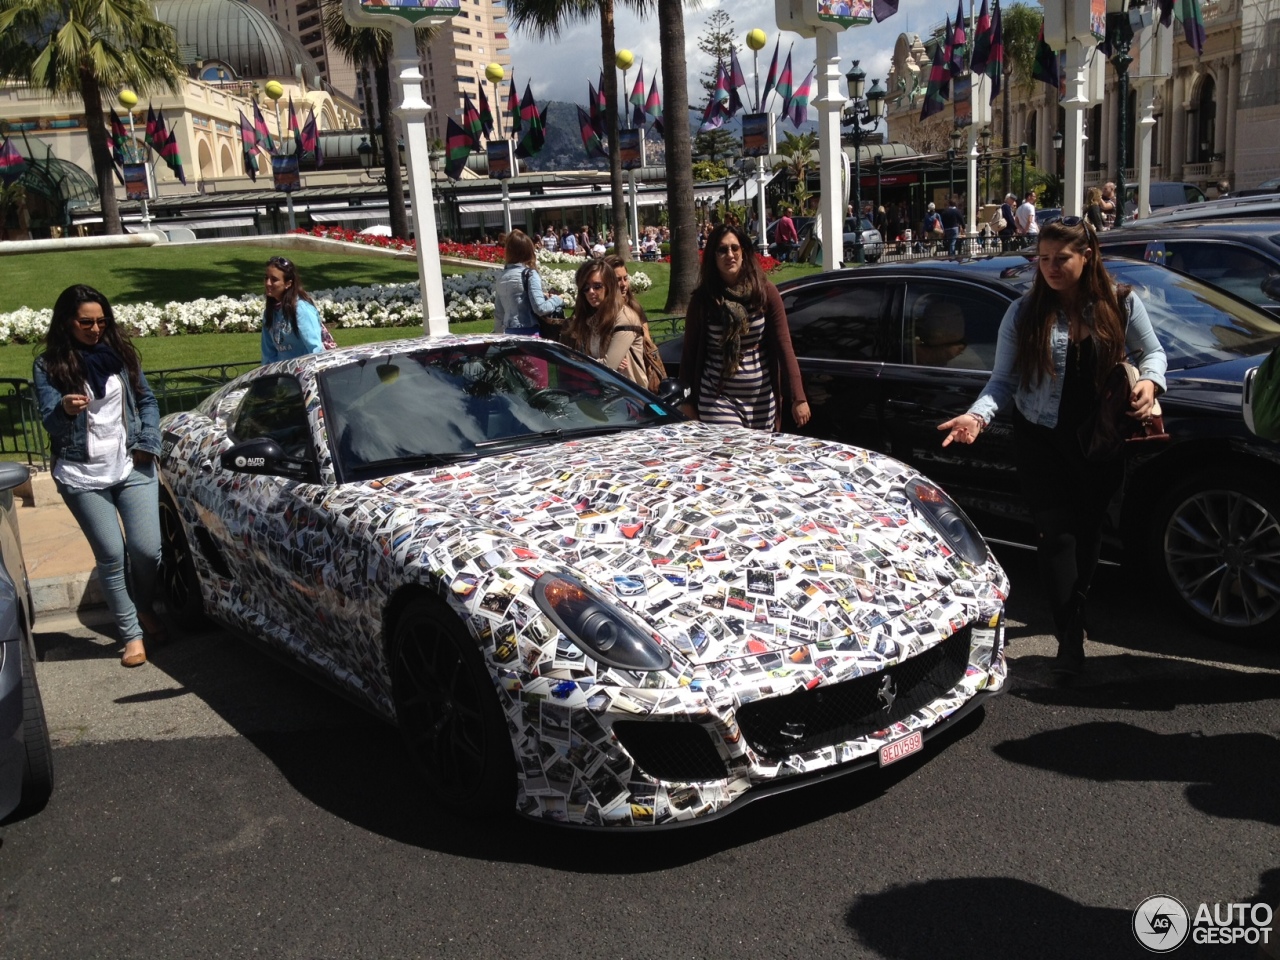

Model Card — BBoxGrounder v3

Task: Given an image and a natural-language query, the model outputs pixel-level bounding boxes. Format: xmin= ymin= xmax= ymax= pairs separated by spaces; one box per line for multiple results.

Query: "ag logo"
xmin=234 ymin=455 xmax=246 ymax=468
xmin=1133 ymin=895 xmax=1190 ymax=953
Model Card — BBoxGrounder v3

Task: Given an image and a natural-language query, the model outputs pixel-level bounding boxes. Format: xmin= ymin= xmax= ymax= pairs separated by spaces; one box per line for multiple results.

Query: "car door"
xmin=782 ymin=276 xmax=894 ymax=450
xmin=207 ymin=374 xmax=347 ymax=659
xmin=877 ymin=279 xmax=1029 ymax=537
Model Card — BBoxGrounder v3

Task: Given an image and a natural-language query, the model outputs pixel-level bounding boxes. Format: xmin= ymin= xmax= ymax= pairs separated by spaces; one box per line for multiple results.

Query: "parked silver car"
xmin=0 ymin=462 xmax=54 ymax=823
xmin=797 ymin=217 xmax=885 ymax=264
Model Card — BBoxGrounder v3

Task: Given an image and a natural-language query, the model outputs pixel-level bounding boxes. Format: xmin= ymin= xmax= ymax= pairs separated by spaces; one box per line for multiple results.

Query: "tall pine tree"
xmin=696 ymin=9 xmax=740 ymax=100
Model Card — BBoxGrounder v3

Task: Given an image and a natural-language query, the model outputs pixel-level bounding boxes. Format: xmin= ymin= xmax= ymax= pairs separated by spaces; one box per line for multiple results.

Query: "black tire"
xmin=10 ymin=636 xmax=54 ymax=820
xmin=1150 ymin=468 xmax=1280 ymax=645
xmin=390 ymin=596 xmax=516 ymax=815
xmin=157 ymin=490 xmax=208 ymax=631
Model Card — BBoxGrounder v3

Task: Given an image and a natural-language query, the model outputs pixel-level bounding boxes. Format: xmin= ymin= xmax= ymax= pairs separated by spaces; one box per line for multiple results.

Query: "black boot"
xmin=1051 ymin=592 xmax=1087 ymax=685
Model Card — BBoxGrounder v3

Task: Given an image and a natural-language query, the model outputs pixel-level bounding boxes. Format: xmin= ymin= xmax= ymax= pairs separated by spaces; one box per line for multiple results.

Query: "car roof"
xmin=1126 ymin=194 xmax=1280 ymax=224
xmin=1099 ymin=218 xmax=1280 ymax=247
xmin=773 ymin=253 xmax=1038 ymax=295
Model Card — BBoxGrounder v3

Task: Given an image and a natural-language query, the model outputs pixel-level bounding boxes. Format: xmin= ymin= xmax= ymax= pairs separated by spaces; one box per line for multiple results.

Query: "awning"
xmin=309 ymin=209 xmax=393 ymax=224
xmin=457 ymin=193 xmax=670 ymax=214
xmin=163 ymin=217 xmax=257 ymax=230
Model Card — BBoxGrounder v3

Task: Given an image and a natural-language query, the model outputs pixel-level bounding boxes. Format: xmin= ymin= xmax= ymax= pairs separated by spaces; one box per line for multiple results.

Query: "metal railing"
xmin=2 ymin=361 xmax=258 ymax=470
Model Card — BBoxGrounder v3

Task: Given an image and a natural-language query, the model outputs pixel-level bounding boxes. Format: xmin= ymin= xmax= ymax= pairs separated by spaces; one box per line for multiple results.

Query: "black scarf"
xmin=72 ymin=341 xmax=124 ymax=399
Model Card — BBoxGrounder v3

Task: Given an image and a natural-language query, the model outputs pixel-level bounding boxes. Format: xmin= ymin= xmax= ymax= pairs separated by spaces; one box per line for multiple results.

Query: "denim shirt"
xmin=967 ymin=290 xmax=1168 ymax=429
xmin=493 ymin=264 xmax=563 ymax=333
xmin=33 ymin=357 xmax=162 ymax=464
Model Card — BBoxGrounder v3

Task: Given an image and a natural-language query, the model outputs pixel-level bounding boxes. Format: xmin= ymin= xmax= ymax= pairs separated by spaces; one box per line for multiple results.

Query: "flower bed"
xmin=0 ymin=262 xmax=652 ymax=344
xmin=296 ymin=225 xmax=416 ymax=252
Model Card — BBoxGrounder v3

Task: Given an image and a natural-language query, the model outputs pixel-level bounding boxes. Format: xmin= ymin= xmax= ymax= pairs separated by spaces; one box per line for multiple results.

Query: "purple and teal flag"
xmin=788 ymin=67 xmax=816 ymax=128
xmin=462 ymin=93 xmax=484 ymax=150
xmin=1174 ymin=0 xmax=1205 ymax=56
xmin=287 ymin=96 xmax=301 ymax=147
xmin=478 ymin=80 xmax=494 ymax=139
xmin=507 ymin=76 xmax=520 ymax=137
xmin=919 ymin=40 xmax=949 ymax=121
xmin=727 ymin=51 xmax=746 ymax=118
xmin=776 ymin=50 xmax=795 ymax=117
xmin=630 ymin=64 xmax=647 ymax=128
xmin=158 ymin=121 xmax=186 ymax=185
xmin=444 ymin=116 xmax=472 ymax=179
xmin=1032 ymin=22 xmax=1060 ymax=90
xmin=576 ymin=105 xmax=608 ymax=160
xmin=596 ymin=74 xmax=609 ymax=135
xmin=587 ymin=80 xmax=602 ymax=139
xmin=253 ymin=101 xmax=274 ymax=155
xmin=108 ymin=109 xmax=129 ymax=164
xmin=969 ymin=0 xmax=993 ymax=76
xmin=761 ymin=39 xmax=780 ymax=109
xmin=299 ymin=109 xmax=322 ymax=166
xmin=0 ymin=137 xmax=25 ymax=186
xmin=516 ymin=85 xmax=545 ymax=159
xmin=873 ymin=0 xmax=899 ymax=22
xmin=986 ymin=0 xmax=1004 ymax=103
xmin=950 ymin=0 xmax=967 ymax=77
xmin=144 ymin=105 xmax=159 ymax=149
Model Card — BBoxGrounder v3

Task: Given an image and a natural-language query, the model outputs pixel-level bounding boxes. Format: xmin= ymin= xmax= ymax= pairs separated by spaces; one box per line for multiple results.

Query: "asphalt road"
xmin=2 ymin=548 xmax=1277 ymax=960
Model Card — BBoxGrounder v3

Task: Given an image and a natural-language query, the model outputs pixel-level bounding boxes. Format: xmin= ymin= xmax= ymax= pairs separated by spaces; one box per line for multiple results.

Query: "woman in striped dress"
xmin=679 ymin=224 xmax=810 ymax=430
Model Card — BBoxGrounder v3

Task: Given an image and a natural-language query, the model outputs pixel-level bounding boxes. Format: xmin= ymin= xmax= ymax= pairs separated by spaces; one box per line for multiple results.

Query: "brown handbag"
xmin=1078 ymin=360 xmax=1169 ymax=462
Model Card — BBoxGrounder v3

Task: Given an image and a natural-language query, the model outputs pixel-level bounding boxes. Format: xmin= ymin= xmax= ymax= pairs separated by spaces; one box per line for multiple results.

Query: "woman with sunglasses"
xmin=33 ymin=286 xmax=165 ymax=668
xmin=262 ymin=256 xmax=325 ymax=362
xmin=938 ymin=218 xmax=1167 ymax=683
xmin=563 ymin=259 xmax=646 ymax=386
xmin=680 ymin=224 xmax=809 ymax=430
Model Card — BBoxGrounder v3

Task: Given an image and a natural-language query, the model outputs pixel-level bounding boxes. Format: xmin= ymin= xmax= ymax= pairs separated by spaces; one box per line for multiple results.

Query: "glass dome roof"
xmin=154 ymin=0 xmax=323 ymax=89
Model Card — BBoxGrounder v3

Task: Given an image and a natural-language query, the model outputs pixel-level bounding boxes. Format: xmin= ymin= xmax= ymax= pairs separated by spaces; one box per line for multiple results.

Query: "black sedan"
xmin=1099 ymin=218 xmax=1280 ymax=319
xmin=661 ymin=255 xmax=1280 ymax=644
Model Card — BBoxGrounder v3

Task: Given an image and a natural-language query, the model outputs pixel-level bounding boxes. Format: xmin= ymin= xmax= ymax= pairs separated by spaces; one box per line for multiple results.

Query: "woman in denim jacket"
xmin=939 ymin=219 xmax=1167 ymax=683
xmin=493 ymin=230 xmax=564 ymax=336
xmin=33 ymin=285 xmax=164 ymax=668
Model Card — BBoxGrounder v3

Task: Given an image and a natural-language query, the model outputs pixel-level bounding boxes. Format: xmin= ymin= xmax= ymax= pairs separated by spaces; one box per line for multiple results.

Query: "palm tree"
xmin=322 ymin=0 xmax=435 ymax=241
xmin=775 ymin=131 xmax=818 ymax=208
xmin=506 ymin=0 xmax=652 ymax=262
xmin=656 ymin=0 xmax=695 ymax=314
xmin=998 ymin=2 xmax=1043 ymax=196
xmin=0 ymin=0 xmax=183 ymax=235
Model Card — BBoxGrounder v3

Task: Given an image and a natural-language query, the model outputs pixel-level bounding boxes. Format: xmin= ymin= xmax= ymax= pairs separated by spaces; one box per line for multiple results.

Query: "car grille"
xmin=736 ymin=627 xmax=973 ymax=759
xmin=611 ymin=720 xmax=729 ymax=783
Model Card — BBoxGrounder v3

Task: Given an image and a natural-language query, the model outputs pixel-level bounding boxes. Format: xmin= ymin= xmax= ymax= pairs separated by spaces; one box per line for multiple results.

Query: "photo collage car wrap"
xmin=159 ymin=336 xmax=1010 ymax=827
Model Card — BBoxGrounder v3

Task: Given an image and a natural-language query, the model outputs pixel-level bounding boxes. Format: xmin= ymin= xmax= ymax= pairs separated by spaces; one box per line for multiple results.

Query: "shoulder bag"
xmin=522 ymin=267 xmax=566 ymax=342
xmin=1078 ymin=298 xmax=1169 ymax=462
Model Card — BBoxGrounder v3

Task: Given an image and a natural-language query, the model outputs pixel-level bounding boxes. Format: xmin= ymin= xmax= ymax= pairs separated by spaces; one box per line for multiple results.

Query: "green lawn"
xmin=0 ymin=247 xmax=821 ymax=381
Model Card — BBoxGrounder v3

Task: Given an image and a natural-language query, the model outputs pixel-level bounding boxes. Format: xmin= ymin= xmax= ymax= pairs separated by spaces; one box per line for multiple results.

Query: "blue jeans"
xmin=60 ymin=462 xmax=161 ymax=643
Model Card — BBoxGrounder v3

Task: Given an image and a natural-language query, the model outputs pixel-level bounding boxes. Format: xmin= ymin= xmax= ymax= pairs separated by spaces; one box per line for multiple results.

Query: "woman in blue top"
xmin=33 ymin=285 xmax=164 ymax=668
xmin=938 ymin=218 xmax=1167 ymax=683
xmin=493 ymin=230 xmax=564 ymax=337
xmin=262 ymin=256 xmax=325 ymax=363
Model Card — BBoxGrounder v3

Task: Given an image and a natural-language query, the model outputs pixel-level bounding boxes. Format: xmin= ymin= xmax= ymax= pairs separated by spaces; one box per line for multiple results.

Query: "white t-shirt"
xmin=1016 ymin=201 xmax=1039 ymax=235
xmin=54 ymin=375 xmax=131 ymax=490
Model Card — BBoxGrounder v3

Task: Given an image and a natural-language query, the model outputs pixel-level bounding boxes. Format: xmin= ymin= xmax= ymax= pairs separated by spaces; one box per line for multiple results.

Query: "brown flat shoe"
xmin=121 ymin=641 xmax=147 ymax=668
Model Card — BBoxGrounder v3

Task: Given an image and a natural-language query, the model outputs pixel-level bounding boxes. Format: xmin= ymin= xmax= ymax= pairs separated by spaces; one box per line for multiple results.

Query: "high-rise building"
xmin=421 ymin=0 xmax=512 ymax=146
xmin=245 ymin=0 xmax=360 ymax=109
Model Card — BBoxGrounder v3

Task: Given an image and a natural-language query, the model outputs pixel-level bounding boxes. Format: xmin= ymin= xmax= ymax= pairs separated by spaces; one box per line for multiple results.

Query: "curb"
xmin=31 ymin=571 xmax=104 ymax=619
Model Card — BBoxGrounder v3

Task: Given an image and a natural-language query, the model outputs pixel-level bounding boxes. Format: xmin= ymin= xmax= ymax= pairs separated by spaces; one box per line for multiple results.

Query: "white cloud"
xmin=506 ymin=0 xmax=963 ymax=112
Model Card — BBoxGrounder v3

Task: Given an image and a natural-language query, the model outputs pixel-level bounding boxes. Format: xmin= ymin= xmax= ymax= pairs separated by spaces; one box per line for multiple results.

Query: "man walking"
xmin=940 ymin=196 xmax=964 ymax=256
xmin=1015 ymin=191 xmax=1039 ymax=243
xmin=999 ymin=193 xmax=1018 ymax=250
xmin=775 ymin=207 xmax=799 ymax=262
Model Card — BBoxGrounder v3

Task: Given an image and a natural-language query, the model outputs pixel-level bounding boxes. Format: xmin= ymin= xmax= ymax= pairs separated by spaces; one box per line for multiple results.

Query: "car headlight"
xmin=532 ymin=573 xmax=672 ymax=672
xmin=906 ymin=479 xmax=989 ymax=566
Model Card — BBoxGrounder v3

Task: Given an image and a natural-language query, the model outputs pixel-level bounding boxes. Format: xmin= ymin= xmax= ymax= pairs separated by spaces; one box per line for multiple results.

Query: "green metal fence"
xmin=3 ymin=361 xmax=259 ymax=470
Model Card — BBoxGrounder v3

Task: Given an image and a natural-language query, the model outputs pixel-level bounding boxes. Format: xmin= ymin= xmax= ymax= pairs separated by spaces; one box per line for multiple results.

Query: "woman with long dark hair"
xmin=679 ymin=223 xmax=809 ymax=430
xmin=938 ymin=218 xmax=1167 ymax=682
xmin=562 ymin=258 xmax=645 ymax=387
xmin=33 ymin=285 xmax=164 ymax=667
xmin=262 ymin=255 xmax=325 ymax=362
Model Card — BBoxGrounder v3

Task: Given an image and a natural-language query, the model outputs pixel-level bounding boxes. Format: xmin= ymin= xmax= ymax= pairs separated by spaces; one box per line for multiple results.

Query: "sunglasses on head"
xmin=1057 ymin=216 xmax=1097 ymax=235
xmin=268 ymin=256 xmax=293 ymax=269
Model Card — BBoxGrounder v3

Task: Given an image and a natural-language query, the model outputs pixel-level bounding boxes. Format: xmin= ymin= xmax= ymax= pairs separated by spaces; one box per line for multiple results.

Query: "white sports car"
xmin=157 ymin=335 xmax=1009 ymax=828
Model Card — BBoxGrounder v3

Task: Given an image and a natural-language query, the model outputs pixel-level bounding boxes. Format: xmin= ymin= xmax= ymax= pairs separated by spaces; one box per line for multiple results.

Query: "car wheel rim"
xmin=158 ymin=499 xmax=195 ymax=612
xmin=395 ymin=634 xmax=488 ymax=801
xmin=1164 ymin=489 xmax=1280 ymax=629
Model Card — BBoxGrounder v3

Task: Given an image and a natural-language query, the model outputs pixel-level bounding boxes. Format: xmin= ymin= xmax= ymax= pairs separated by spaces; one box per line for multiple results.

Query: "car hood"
xmin=354 ymin=423 xmax=1004 ymax=665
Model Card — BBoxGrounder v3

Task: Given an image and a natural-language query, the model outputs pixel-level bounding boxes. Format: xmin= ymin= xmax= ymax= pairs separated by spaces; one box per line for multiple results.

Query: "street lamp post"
xmin=1107 ymin=2 xmax=1141 ymax=227
xmin=872 ymin=153 xmax=882 ymax=215
xmin=116 ymin=89 xmax=153 ymax=230
xmin=1053 ymin=128 xmax=1065 ymax=183
xmin=1019 ymin=142 xmax=1028 ymax=200
xmin=842 ymin=61 xmax=886 ymax=266
xmin=980 ymin=127 xmax=993 ymax=204
xmin=264 ymin=81 xmax=297 ymax=232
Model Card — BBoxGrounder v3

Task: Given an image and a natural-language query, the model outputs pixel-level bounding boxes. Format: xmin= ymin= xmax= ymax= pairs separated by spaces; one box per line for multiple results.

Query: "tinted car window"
xmin=783 ymin=281 xmax=888 ymax=361
xmin=1165 ymin=242 xmax=1280 ymax=310
xmin=231 ymin=375 xmax=312 ymax=459
xmin=996 ymin=258 xmax=1280 ymax=368
xmin=904 ymin=283 xmax=1006 ymax=370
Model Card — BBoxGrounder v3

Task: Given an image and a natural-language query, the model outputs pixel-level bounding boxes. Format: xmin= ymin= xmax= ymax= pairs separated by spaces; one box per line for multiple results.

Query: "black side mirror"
xmin=657 ymin=378 xmax=689 ymax=407
xmin=1261 ymin=275 xmax=1280 ymax=303
xmin=221 ymin=437 xmax=317 ymax=483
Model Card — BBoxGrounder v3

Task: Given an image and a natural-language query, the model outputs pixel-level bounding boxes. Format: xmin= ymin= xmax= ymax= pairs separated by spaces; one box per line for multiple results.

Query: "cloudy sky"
xmin=504 ymin=0 xmax=1005 ymax=113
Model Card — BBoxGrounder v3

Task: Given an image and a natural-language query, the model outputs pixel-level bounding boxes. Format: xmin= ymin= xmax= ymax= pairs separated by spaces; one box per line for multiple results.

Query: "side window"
xmin=230 ymin=375 xmax=312 ymax=460
xmin=783 ymin=281 xmax=888 ymax=361
xmin=1169 ymin=243 xmax=1280 ymax=310
xmin=904 ymin=283 xmax=1006 ymax=371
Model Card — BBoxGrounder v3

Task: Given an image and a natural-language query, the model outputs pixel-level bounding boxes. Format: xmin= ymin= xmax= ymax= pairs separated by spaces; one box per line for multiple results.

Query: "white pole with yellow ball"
xmin=263 ymin=79 xmax=297 ymax=233
xmin=485 ymin=62 xmax=512 ymax=235
xmin=746 ymin=29 xmax=770 ymax=250
xmin=117 ymin=89 xmax=153 ymax=230
xmin=615 ymin=48 xmax=638 ymax=250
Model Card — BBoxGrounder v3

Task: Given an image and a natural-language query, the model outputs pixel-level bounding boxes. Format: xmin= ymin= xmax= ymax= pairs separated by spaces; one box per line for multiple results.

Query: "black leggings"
xmin=1013 ymin=409 xmax=1124 ymax=635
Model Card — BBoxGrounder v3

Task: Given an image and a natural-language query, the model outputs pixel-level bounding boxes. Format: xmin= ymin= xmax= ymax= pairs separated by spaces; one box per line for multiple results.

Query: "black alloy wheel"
xmin=390 ymin=596 xmax=515 ymax=814
xmin=1155 ymin=469 xmax=1280 ymax=645
xmin=157 ymin=491 xmax=208 ymax=630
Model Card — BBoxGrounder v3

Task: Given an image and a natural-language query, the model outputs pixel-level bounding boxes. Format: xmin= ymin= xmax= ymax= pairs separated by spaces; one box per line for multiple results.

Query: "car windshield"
xmin=319 ymin=340 xmax=680 ymax=481
xmin=993 ymin=257 xmax=1280 ymax=368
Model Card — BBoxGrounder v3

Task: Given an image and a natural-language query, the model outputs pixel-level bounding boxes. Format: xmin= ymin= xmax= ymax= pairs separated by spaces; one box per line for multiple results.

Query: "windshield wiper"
xmin=362 ymin=451 xmax=477 ymax=470
xmin=557 ymin=423 xmax=652 ymax=439
xmin=473 ymin=429 xmax=564 ymax=452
